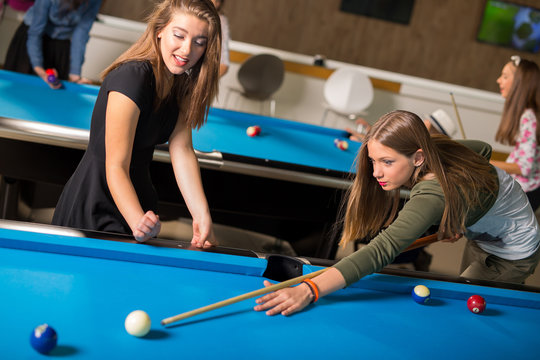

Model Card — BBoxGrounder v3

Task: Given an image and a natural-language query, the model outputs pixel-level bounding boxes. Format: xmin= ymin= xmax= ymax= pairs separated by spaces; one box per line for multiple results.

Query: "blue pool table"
xmin=0 ymin=69 xmax=361 ymax=258
xmin=1 ymin=220 xmax=539 ymax=359
xmin=0 ymin=69 xmax=359 ymax=181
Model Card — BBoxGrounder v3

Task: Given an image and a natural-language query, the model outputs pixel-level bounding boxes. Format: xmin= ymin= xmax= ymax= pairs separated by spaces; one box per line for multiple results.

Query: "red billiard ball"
xmin=334 ymin=138 xmax=349 ymax=151
xmin=30 ymin=324 xmax=57 ymax=354
xmin=246 ymin=125 xmax=261 ymax=137
xmin=467 ymin=295 xmax=486 ymax=314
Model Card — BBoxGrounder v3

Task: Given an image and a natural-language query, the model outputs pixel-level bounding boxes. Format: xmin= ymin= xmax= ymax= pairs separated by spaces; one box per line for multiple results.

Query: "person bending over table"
xmin=3 ymin=0 xmax=102 ymax=89
xmin=347 ymin=108 xmax=458 ymax=271
xmin=255 ymin=110 xmax=540 ymax=316
xmin=52 ymin=0 xmax=222 ymax=247
xmin=490 ymin=55 xmax=540 ymax=211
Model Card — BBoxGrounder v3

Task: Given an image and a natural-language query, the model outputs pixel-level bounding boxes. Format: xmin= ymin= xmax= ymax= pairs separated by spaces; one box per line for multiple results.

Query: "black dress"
xmin=52 ymin=61 xmax=179 ymax=234
xmin=4 ymin=23 xmax=71 ymax=80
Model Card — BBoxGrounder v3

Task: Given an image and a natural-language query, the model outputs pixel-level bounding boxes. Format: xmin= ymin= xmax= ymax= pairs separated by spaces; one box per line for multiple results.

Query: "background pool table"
xmin=1 ymin=220 xmax=539 ymax=359
xmin=0 ymin=69 xmax=361 ymax=258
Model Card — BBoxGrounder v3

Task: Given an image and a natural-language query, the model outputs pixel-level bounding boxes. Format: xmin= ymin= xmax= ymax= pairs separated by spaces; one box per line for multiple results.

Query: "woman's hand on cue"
xmin=254 ymin=280 xmax=313 ymax=316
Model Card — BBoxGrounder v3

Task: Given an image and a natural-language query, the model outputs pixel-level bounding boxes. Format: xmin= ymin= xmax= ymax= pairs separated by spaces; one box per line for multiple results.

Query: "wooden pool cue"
xmin=160 ymin=233 xmax=440 ymax=326
xmin=450 ymin=92 xmax=467 ymax=139
xmin=404 ymin=233 xmax=438 ymax=252
xmin=161 ymin=267 xmax=328 ymax=326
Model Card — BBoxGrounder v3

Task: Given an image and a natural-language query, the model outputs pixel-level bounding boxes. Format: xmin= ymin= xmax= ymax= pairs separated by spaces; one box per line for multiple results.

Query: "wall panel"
xmin=100 ymin=0 xmax=540 ymax=92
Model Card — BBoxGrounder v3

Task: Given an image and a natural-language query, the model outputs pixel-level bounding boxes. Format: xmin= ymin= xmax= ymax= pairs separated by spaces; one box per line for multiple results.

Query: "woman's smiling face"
xmin=158 ymin=12 xmax=209 ymax=75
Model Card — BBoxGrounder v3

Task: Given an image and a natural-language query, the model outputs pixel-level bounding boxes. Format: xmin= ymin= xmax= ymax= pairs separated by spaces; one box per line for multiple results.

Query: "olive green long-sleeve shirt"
xmin=334 ymin=140 xmax=497 ymax=286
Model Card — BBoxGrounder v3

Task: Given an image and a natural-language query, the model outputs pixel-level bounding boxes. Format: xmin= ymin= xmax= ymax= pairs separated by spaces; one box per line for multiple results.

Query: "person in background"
xmin=255 ymin=110 xmax=540 ymax=316
xmin=3 ymin=0 xmax=102 ymax=88
xmin=346 ymin=108 xmax=457 ymax=142
xmin=211 ymin=0 xmax=229 ymax=76
xmin=52 ymin=0 xmax=221 ymax=248
xmin=491 ymin=55 xmax=540 ymax=211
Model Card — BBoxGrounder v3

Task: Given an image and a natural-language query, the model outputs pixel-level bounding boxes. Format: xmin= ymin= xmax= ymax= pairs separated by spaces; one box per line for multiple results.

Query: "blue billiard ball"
xmin=30 ymin=324 xmax=57 ymax=354
xmin=45 ymin=68 xmax=59 ymax=85
xmin=412 ymin=285 xmax=431 ymax=304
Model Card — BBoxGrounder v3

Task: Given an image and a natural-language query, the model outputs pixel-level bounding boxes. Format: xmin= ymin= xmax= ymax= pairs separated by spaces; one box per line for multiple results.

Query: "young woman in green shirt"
xmin=254 ymin=110 xmax=540 ymax=316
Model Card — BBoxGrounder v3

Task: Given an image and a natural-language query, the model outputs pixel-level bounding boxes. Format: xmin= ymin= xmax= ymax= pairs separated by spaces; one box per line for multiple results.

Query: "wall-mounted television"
xmin=477 ymin=0 xmax=540 ymax=53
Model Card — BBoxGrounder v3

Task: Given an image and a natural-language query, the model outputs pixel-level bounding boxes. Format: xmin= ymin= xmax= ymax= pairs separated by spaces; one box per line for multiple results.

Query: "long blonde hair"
xmin=102 ymin=0 xmax=221 ymax=129
xmin=340 ymin=110 xmax=497 ymax=246
xmin=496 ymin=59 xmax=540 ymax=145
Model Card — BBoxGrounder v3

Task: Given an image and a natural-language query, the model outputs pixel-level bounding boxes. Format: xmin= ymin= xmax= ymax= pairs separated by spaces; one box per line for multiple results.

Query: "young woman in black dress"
xmin=52 ymin=0 xmax=221 ymax=247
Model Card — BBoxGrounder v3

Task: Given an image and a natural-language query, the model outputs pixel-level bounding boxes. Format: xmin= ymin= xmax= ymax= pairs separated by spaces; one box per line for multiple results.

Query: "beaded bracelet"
xmin=302 ymin=279 xmax=320 ymax=303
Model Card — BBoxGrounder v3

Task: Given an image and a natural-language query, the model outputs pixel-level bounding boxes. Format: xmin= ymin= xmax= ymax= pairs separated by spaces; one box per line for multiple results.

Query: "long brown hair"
xmin=340 ymin=110 xmax=497 ymax=246
xmin=102 ymin=0 xmax=221 ymax=129
xmin=496 ymin=59 xmax=540 ymax=145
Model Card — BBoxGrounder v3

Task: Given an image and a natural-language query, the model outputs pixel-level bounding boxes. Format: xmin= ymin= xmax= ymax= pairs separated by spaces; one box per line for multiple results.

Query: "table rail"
xmin=0 ymin=116 xmax=352 ymax=189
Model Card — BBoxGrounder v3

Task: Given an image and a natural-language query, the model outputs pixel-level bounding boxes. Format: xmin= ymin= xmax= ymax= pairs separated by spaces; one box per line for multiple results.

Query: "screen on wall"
xmin=340 ymin=0 xmax=415 ymax=25
xmin=477 ymin=0 xmax=540 ymax=53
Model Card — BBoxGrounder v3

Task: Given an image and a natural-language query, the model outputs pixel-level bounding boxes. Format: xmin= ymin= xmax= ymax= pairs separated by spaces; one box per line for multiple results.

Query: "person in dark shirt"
xmin=52 ymin=0 xmax=222 ymax=248
xmin=4 ymin=0 xmax=102 ymax=88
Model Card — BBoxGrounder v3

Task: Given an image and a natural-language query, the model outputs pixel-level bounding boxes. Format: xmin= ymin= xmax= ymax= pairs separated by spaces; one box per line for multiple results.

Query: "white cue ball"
xmin=125 ymin=310 xmax=151 ymax=337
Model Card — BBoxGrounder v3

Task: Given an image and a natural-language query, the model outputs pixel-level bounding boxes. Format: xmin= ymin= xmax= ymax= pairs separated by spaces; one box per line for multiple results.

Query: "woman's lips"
xmin=174 ymin=55 xmax=188 ymax=66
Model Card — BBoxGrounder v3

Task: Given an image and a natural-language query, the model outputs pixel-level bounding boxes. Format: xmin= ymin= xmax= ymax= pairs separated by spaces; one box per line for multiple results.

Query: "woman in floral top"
xmin=491 ymin=56 xmax=540 ymax=211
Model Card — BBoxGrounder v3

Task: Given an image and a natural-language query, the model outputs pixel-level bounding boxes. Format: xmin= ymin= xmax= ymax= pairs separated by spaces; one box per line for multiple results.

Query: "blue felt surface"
xmin=0 ymin=69 xmax=360 ymax=174
xmin=1 ymin=228 xmax=540 ymax=359
xmin=194 ymin=107 xmax=361 ymax=173
xmin=0 ymin=70 xmax=97 ymax=129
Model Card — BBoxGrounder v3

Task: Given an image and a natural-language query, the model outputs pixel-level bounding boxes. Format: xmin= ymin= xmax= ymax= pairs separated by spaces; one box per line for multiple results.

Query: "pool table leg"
xmin=0 ymin=176 xmax=19 ymax=220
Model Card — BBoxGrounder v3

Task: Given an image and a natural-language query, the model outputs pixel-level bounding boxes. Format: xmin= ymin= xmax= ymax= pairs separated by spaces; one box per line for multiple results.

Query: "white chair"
xmin=321 ymin=68 xmax=374 ymax=125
